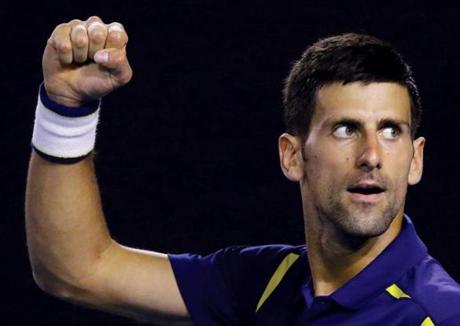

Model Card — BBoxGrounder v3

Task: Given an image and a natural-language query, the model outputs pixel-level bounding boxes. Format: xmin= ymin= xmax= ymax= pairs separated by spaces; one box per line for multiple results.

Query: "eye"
xmin=381 ymin=126 xmax=400 ymax=140
xmin=333 ymin=125 xmax=356 ymax=138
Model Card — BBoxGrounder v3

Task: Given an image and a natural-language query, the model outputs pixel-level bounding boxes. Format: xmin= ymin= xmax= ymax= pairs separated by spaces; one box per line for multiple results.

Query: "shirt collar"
xmin=302 ymin=215 xmax=428 ymax=310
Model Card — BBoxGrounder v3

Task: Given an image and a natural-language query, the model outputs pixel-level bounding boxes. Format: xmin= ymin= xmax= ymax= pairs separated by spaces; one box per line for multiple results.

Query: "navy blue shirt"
xmin=169 ymin=216 xmax=460 ymax=325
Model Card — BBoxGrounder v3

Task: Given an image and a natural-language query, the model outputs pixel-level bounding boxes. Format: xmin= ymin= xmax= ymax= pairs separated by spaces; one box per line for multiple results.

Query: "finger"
xmin=49 ymin=23 xmax=73 ymax=64
xmin=70 ymin=23 xmax=89 ymax=63
xmin=85 ymin=15 xmax=104 ymax=25
xmin=85 ymin=16 xmax=108 ymax=59
xmin=94 ymin=48 xmax=133 ymax=85
xmin=105 ymin=22 xmax=128 ymax=49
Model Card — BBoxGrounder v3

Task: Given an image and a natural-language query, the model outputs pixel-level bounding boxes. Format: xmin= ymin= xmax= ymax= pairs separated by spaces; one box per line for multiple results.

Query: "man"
xmin=26 ymin=16 xmax=460 ymax=325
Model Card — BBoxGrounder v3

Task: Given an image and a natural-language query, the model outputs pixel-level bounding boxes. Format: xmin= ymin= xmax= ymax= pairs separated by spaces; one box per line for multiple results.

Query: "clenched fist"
xmin=43 ymin=16 xmax=132 ymax=107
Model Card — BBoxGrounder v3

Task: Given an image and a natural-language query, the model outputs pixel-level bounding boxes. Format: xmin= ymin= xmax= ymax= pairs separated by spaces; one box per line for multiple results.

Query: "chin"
xmin=331 ymin=207 xmax=399 ymax=240
xmin=340 ymin=221 xmax=389 ymax=238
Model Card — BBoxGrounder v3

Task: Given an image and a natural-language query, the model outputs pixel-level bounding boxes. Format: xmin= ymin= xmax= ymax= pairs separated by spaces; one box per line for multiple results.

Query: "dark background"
xmin=2 ymin=0 xmax=460 ymax=324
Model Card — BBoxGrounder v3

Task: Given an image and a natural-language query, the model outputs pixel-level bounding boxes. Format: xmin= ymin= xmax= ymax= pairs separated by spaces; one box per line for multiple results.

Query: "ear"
xmin=408 ymin=136 xmax=425 ymax=185
xmin=278 ymin=133 xmax=305 ymax=182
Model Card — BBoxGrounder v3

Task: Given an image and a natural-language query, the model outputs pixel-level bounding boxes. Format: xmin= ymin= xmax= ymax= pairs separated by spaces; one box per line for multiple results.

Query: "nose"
xmin=356 ymin=134 xmax=382 ymax=171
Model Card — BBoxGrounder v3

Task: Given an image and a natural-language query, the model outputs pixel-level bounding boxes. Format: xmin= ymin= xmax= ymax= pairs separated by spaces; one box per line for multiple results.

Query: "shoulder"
xmin=169 ymin=243 xmax=306 ymax=268
xmin=167 ymin=244 xmax=307 ymax=323
xmin=400 ymin=254 xmax=460 ymax=323
xmin=216 ymin=243 xmax=306 ymax=262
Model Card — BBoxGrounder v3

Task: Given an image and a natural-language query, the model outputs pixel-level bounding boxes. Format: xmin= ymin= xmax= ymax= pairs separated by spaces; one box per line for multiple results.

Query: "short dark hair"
xmin=282 ymin=33 xmax=422 ymax=139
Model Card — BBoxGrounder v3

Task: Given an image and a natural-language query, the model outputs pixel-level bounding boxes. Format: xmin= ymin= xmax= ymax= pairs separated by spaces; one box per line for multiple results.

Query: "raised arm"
xmin=25 ymin=16 xmax=191 ymax=324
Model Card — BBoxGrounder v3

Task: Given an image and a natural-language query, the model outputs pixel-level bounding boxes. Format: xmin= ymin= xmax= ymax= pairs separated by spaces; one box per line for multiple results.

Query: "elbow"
xmin=31 ymin=264 xmax=84 ymax=302
xmin=28 ymin=242 xmax=116 ymax=304
xmin=32 ymin=271 xmax=59 ymax=297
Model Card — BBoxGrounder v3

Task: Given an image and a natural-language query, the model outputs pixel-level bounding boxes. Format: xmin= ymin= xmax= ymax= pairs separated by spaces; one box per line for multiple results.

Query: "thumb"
xmin=94 ymin=48 xmax=132 ymax=84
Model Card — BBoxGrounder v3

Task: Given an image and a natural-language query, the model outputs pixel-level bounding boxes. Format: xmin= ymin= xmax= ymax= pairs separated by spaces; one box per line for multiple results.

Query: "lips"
xmin=347 ymin=184 xmax=385 ymax=195
xmin=347 ymin=182 xmax=386 ymax=203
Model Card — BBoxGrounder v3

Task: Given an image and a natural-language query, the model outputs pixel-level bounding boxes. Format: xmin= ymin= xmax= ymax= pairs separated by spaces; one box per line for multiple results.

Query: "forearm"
xmin=26 ymin=150 xmax=113 ymax=293
xmin=26 ymin=18 xmax=192 ymax=321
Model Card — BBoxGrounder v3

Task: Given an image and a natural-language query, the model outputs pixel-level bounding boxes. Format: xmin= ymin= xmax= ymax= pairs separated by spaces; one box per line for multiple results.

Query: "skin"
xmin=26 ymin=17 xmax=191 ymax=325
xmin=27 ymin=15 xmax=425 ymax=323
xmin=279 ymin=81 xmax=425 ymax=295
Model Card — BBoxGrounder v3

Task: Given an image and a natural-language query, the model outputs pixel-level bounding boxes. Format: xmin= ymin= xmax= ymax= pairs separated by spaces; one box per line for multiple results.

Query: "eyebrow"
xmin=326 ymin=117 xmax=411 ymax=131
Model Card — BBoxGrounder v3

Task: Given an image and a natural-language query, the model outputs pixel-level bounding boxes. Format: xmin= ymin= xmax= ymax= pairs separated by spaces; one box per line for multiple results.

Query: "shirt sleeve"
xmin=168 ymin=244 xmax=301 ymax=325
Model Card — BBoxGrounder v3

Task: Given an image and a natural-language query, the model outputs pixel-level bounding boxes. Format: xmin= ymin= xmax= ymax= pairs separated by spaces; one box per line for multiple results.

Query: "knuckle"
xmin=87 ymin=15 xmax=102 ymax=22
xmin=57 ymin=42 xmax=72 ymax=53
xmin=54 ymin=23 xmax=68 ymax=31
xmin=51 ymin=23 xmax=68 ymax=39
xmin=108 ymin=22 xmax=125 ymax=34
xmin=110 ymin=22 xmax=124 ymax=29
xmin=108 ymin=31 xmax=123 ymax=42
xmin=73 ymin=36 xmax=88 ymax=48
xmin=69 ymin=19 xmax=83 ymax=25
xmin=87 ymin=20 xmax=107 ymax=34
xmin=90 ymin=30 xmax=106 ymax=43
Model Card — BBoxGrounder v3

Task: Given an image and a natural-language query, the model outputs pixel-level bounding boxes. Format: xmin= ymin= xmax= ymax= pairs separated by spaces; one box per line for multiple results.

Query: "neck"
xmin=305 ymin=212 xmax=403 ymax=297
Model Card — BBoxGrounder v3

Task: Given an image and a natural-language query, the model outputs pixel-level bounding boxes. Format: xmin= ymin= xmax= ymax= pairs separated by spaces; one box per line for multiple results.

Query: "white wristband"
xmin=31 ymin=84 xmax=101 ymax=161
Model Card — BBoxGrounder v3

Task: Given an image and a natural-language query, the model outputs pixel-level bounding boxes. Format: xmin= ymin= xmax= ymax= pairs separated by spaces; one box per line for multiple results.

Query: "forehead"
xmin=312 ymin=82 xmax=412 ymax=126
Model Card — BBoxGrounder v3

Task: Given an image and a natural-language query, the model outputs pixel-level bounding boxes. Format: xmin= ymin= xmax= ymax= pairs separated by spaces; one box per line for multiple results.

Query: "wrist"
xmin=46 ymin=93 xmax=83 ymax=108
xmin=43 ymin=80 xmax=86 ymax=107
xmin=31 ymin=83 xmax=101 ymax=164
xmin=39 ymin=83 xmax=100 ymax=117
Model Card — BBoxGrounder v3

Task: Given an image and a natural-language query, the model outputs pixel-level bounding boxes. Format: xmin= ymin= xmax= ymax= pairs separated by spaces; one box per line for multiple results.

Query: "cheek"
xmin=304 ymin=147 xmax=351 ymax=189
xmin=383 ymin=148 xmax=413 ymax=187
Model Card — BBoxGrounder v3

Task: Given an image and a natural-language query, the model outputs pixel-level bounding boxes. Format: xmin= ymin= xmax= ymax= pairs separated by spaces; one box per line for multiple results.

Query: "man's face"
xmin=295 ymin=82 xmax=424 ymax=238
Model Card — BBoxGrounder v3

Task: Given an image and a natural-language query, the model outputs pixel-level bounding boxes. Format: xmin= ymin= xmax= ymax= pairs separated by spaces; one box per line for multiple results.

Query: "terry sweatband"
xmin=31 ymin=83 xmax=101 ymax=163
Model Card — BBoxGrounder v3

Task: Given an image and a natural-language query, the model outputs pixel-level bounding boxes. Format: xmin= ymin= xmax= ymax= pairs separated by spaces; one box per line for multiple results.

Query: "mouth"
xmin=347 ymin=184 xmax=385 ymax=203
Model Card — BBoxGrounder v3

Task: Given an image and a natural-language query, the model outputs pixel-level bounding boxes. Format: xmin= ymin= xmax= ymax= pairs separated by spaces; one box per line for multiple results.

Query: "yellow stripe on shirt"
xmin=386 ymin=284 xmax=435 ymax=325
xmin=386 ymin=283 xmax=411 ymax=299
xmin=255 ymin=253 xmax=300 ymax=312
xmin=420 ymin=316 xmax=435 ymax=326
